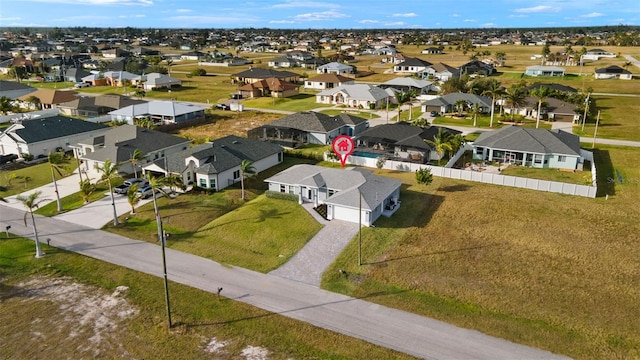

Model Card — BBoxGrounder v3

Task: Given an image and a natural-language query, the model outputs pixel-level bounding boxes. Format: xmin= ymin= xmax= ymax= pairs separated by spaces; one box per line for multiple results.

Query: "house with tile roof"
xmin=108 ymin=100 xmax=205 ymax=125
xmin=142 ymin=135 xmax=283 ymax=191
xmin=73 ymin=124 xmax=191 ymax=178
xmin=304 ymin=73 xmax=355 ymax=90
xmin=393 ymin=57 xmax=433 ymax=74
xmin=316 ymin=84 xmax=395 ymax=109
xmin=238 ymin=77 xmax=300 ymax=98
xmin=248 ymin=111 xmax=369 ymax=148
xmin=16 ymin=89 xmax=78 ymax=110
xmin=0 ymin=115 xmax=109 ymax=158
xmin=472 ymin=126 xmax=582 ymax=170
xmin=265 ymin=164 xmax=402 ymax=226
xmin=353 ymin=122 xmax=461 ymax=163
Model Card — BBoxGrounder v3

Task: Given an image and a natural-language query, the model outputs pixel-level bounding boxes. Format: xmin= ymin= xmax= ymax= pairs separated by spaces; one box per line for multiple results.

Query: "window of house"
xmin=328 ymin=189 xmax=335 ymax=197
xmin=210 ymin=179 xmax=216 ymax=189
xmin=475 ymin=147 xmax=483 ymax=155
xmin=558 ymin=155 xmax=566 ymax=162
xmin=233 ymin=170 xmax=240 ymax=179
xmin=280 ymin=184 xmax=285 ymax=193
xmin=199 ymin=178 xmax=207 ymax=188
xmin=288 ymin=186 xmax=295 ymax=194
xmin=278 ymin=152 xmax=282 ymax=162
xmin=534 ymin=154 xmax=543 ymax=164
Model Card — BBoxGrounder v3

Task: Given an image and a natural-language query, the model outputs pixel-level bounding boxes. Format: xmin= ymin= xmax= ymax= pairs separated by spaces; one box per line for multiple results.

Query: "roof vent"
xmin=232 ymin=140 xmax=239 ymax=144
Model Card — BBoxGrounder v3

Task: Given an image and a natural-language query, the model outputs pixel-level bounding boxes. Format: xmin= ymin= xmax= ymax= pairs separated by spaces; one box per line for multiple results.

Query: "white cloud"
xmin=483 ymin=22 xmax=498 ymax=27
xmin=293 ymin=10 xmax=349 ymax=21
xmin=392 ymin=13 xmax=417 ymax=18
xmin=168 ymin=15 xmax=260 ymax=24
xmin=581 ymin=12 xmax=604 ymax=18
xmin=464 ymin=19 xmax=476 ymax=22
xmin=508 ymin=14 xmax=527 ymax=18
xmin=514 ymin=5 xmax=561 ymax=13
xmin=176 ymin=9 xmax=192 ymax=13
xmin=358 ymin=19 xmax=379 ymax=24
xmin=383 ymin=21 xmax=406 ymax=26
xmin=451 ymin=13 xmax=460 ymax=17
xmin=271 ymin=1 xmax=338 ymax=9
xmin=269 ymin=20 xmax=296 ymax=24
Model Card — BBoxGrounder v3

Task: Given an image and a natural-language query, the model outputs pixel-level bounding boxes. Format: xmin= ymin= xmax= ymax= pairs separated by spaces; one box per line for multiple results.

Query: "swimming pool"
xmin=352 ymin=151 xmax=384 ymax=159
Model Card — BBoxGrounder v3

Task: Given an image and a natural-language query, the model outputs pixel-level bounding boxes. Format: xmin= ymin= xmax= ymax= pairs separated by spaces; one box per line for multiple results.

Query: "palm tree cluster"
xmin=425 ymin=128 xmax=466 ymax=166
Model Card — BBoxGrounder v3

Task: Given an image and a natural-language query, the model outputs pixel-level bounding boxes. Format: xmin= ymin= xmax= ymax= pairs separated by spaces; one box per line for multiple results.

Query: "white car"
xmin=74 ymin=82 xmax=91 ymax=88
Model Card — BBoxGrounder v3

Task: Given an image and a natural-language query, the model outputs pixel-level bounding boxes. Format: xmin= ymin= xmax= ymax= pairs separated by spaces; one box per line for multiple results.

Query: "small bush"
xmin=265 ymin=190 xmax=299 ymax=202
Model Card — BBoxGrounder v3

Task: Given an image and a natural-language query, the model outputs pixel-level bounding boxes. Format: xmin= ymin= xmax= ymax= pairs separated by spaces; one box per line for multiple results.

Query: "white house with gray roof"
xmin=421 ymin=93 xmax=492 ymax=114
xmin=317 ymin=62 xmax=355 ymax=75
xmin=316 ymin=84 xmax=395 ymax=109
xmin=108 ymin=100 xmax=205 ymax=125
xmin=0 ymin=116 xmax=109 ymax=158
xmin=472 ymin=126 xmax=582 ymax=170
xmin=265 ymin=164 xmax=402 ymax=226
xmin=378 ymin=77 xmax=434 ymax=95
xmin=142 ymin=135 xmax=283 ymax=191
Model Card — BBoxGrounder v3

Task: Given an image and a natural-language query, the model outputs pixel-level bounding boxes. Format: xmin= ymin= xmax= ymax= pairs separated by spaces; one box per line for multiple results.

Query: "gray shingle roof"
xmin=10 ymin=116 xmax=108 ymax=143
xmin=422 ymin=93 xmax=492 ymax=108
xmin=267 ymin=111 xmax=366 ymax=133
xmin=473 ymin=126 xmax=580 ymax=156
xmin=234 ymin=68 xmax=299 ymax=79
xmin=354 ymin=123 xmax=460 ymax=150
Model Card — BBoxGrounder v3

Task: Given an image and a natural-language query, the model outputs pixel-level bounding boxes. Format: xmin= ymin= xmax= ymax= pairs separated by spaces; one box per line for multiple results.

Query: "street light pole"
xmin=161 ymin=228 xmax=172 ymax=329
xmin=358 ymin=190 xmax=362 ymax=266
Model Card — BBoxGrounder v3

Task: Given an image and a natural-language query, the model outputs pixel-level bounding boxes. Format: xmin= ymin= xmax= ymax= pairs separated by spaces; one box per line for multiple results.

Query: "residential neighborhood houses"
xmin=0 ymin=24 xmax=639 ymax=360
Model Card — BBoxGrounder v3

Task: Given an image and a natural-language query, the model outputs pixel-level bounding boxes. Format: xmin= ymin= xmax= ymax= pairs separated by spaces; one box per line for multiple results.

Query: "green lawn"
xmin=574 ymin=95 xmax=640 ymax=141
xmin=242 ymin=92 xmax=320 ymax=112
xmin=433 ymin=114 xmax=552 ymax=130
xmin=0 ymin=162 xmax=78 ymax=197
xmin=321 ymin=144 xmax=640 ymax=360
xmin=0 ymin=237 xmax=413 ymax=360
xmin=35 ymin=183 xmax=113 ymax=217
xmin=499 ymin=165 xmax=592 ymax=185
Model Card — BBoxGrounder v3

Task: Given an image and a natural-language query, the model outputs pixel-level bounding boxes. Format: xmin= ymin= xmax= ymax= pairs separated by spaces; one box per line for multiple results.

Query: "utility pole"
xmin=581 ymin=93 xmax=590 ymax=132
xmin=358 ymin=190 xmax=362 ymax=266
xmin=161 ymin=228 xmax=172 ymax=329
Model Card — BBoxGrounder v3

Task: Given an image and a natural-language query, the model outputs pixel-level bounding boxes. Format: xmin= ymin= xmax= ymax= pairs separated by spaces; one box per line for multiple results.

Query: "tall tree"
xmin=127 ymin=183 xmax=141 ymax=214
xmin=469 ymin=103 xmax=481 ymax=127
xmin=128 ymin=149 xmax=144 ymax=178
xmin=24 ymin=95 xmax=41 ymax=110
xmin=0 ymin=96 xmax=14 ymax=115
xmin=505 ymin=84 xmax=528 ymax=121
xmin=16 ymin=191 xmax=48 ymax=258
xmin=240 ymin=159 xmax=257 ymax=201
xmin=529 ymin=86 xmax=552 ymax=129
xmin=48 ymin=151 xmax=68 ymax=212
xmin=96 ymin=159 xmax=121 ymax=226
xmin=79 ymin=179 xmax=96 ymax=204
xmin=425 ymin=128 xmax=453 ymax=165
xmin=454 ymin=99 xmax=468 ymax=117
xmin=482 ymin=80 xmax=506 ymax=128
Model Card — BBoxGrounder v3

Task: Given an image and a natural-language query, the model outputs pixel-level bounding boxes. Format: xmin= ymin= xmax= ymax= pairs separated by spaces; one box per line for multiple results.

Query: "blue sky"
xmin=1 ymin=0 xmax=637 ymax=29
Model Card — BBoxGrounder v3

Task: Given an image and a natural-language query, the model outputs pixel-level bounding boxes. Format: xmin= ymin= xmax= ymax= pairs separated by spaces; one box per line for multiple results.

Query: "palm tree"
xmin=127 ymin=183 xmax=141 ymax=214
xmin=79 ymin=179 xmax=96 ymax=204
xmin=470 ymin=103 xmax=481 ymax=127
xmin=128 ymin=148 xmax=144 ymax=178
xmin=16 ymin=191 xmax=48 ymax=258
xmin=240 ymin=159 xmax=257 ymax=200
xmin=24 ymin=95 xmax=41 ymax=110
xmin=48 ymin=151 xmax=68 ymax=212
xmin=96 ymin=159 xmax=121 ymax=226
xmin=454 ymin=99 xmax=467 ymax=117
xmin=164 ymin=174 xmax=184 ymax=194
xmin=505 ymin=84 xmax=528 ymax=122
xmin=448 ymin=133 xmax=466 ymax=158
xmin=529 ymin=86 xmax=552 ymax=128
xmin=482 ymin=80 xmax=506 ymax=128
xmin=425 ymin=128 xmax=453 ymax=165
xmin=0 ymin=96 xmax=14 ymax=115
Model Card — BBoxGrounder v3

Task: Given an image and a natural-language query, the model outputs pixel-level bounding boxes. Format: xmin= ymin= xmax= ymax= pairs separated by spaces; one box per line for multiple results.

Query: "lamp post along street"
xmin=592 ymin=110 xmax=601 ymax=149
xmin=582 ymin=94 xmax=590 ymax=131
xmin=161 ymin=229 xmax=172 ymax=328
xmin=358 ymin=190 xmax=362 ymax=266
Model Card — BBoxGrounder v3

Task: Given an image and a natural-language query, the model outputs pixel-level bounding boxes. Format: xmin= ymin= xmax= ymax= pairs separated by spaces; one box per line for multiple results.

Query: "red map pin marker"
xmin=331 ymin=135 xmax=355 ymax=167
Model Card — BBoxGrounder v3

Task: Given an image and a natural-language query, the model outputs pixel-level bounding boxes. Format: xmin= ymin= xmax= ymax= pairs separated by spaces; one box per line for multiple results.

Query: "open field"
xmin=0 ymin=237 xmax=413 ymax=360
xmin=172 ymin=110 xmax=282 ymax=141
xmin=322 ymin=144 xmax=640 ymax=359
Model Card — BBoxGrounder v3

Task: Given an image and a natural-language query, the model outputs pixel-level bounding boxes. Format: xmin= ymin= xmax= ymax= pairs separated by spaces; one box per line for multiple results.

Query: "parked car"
xmin=215 ymin=103 xmax=230 ymax=110
xmin=231 ymin=93 xmax=243 ymax=100
xmin=114 ymin=178 xmax=148 ymax=195
xmin=0 ymin=154 xmax=18 ymax=165
xmin=136 ymin=184 xmax=154 ymax=199
xmin=429 ymin=111 xmax=439 ymax=117
xmin=74 ymin=82 xmax=91 ymax=88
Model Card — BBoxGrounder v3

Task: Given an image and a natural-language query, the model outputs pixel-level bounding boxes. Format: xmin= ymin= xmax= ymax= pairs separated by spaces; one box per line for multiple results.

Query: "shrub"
xmin=190 ymin=68 xmax=206 ymax=76
xmin=265 ymin=190 xmax=299 ymax=202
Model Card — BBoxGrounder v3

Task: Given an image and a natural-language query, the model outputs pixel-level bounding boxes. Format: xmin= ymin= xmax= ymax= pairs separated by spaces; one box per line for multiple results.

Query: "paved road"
xmin=0 ymin=204 xmax=569 ymax=360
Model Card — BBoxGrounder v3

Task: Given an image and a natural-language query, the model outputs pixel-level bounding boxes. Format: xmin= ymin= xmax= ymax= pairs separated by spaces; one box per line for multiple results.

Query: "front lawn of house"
xmin=499 ymin=164 xmax=592 ymax=184
xmin=0 ymin=161 xmax=78 ymax=198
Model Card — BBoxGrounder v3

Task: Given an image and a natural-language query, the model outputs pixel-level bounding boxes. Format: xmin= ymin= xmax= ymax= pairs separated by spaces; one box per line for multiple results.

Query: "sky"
xmin=1 ymin=0 xmax=638 ymax=29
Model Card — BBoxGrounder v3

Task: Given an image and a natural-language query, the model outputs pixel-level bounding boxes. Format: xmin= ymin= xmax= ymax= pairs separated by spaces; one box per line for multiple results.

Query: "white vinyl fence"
xmin=338 ymin=145 xmax=598 ymax=198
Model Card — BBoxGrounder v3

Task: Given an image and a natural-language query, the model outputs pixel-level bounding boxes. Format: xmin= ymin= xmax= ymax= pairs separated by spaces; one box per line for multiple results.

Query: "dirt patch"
xmin=9 ymin=276 xmax=139 ymax=358
xmin=175 ymin=111 xmax=283 ymax=141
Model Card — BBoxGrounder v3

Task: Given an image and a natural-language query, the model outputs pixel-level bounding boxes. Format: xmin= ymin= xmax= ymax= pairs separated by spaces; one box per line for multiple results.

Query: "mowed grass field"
xmin=323 ymin=144 xmax=640 ymax=359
